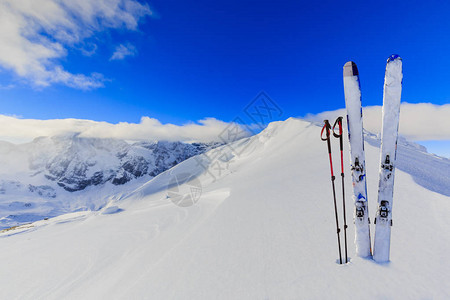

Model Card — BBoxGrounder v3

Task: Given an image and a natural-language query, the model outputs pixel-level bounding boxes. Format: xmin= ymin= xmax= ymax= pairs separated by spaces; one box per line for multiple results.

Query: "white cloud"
xmin=0 ymin=115 xmax=252 ymax=144
xmin=0 ymin=0 xmax=151 ymax=90
xmin=1 ymin=102 xmax=447 ymax=146
xmin=110 ymin=43 xmax=137 ymax=60
xmin=304 ymin=102 xmax=450 ymax=141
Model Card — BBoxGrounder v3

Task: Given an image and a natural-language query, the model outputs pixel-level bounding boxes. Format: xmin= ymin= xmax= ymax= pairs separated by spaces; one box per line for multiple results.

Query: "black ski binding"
xmin=375 ymin=200 xmax=391 ymax=225
xmin=351 ymin=157 xmax=363 ymax=172
xmin=379 ymin=200 xmax=389 ymax=218
xmin=355 ymin=200 xmax=365 ymax=218
xmin=381 ymin=155 xmax=393 ymax=171
xmin=351 ymin=157 xmax=365 ymax=181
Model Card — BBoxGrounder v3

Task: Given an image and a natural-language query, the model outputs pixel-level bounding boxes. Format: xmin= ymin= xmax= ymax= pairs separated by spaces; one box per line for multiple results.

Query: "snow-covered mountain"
xmin=0 ymin=134 xmax=219 ymax=228
xmin=0 ymin=118 xmax=449 ymax=299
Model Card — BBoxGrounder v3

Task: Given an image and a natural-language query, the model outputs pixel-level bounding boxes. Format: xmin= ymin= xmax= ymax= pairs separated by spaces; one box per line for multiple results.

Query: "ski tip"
xmin=343 ymin=61 xmax=359 ymax=77
xmin=387 ymin=54 xmax=402 ymax=63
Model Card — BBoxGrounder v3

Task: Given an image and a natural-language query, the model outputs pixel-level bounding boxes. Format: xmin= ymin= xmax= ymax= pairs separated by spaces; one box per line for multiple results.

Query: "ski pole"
xmin=333 ymin=116 xmax=348 ymax=263
xmin=321 ymin=120 xmax=343 ymax=264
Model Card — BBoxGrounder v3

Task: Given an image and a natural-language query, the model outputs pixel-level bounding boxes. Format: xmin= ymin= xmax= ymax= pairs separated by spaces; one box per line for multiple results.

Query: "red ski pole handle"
xmin=321 ymin=120 xmax=335 ymax=178
xmin=321 ymin=120 xmax=332 ymax=154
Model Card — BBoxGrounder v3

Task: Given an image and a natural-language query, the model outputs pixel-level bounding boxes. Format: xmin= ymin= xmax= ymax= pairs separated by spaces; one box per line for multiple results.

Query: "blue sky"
xmin=0 ymin=0 xmax=449 ymax=123
xmin=0 ymin=0 xmax=449 ymax=156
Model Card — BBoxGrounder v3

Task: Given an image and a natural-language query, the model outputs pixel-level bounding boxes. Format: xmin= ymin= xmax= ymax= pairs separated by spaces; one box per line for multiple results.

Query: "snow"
xmin=0 ymin=118 xmax=449 ymax=299
xmin=101 ymin=205 xmax=123 ymax=215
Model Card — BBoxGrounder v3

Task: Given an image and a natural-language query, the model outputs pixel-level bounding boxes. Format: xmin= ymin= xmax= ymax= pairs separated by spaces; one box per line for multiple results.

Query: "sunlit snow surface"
xmin=0 ymin=118 xmax=449 ymax=299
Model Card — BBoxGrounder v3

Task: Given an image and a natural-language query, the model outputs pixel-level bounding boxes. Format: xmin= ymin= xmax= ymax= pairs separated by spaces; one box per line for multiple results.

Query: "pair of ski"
xmin=344 ymin=55 xmax=403 ymax=263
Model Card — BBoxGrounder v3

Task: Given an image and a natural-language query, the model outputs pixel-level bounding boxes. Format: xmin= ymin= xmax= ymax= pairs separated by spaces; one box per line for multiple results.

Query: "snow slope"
xmin=0 ymin=118 xmax=449 ymax=299
xmin=0 ymin=136 xmax=219 ymax=229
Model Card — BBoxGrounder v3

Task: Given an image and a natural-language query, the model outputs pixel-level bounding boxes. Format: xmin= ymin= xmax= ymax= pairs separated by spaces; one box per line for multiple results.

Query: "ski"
xmin=343 ymin=61 xmax=372 ymax=258
xmin=373 ymin=55 xmax=403 ymax=262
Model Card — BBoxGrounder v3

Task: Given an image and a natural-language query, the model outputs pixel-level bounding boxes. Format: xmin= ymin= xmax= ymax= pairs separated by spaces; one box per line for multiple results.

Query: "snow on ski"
xmin=343 ymin=61 xmax=372 ymax=258
xmin=373 ymin=55 xmax=403 ymax=262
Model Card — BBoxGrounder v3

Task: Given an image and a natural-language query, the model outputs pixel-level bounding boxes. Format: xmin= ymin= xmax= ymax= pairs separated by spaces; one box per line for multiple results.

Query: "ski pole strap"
xmin=332 ymin=116 xmax=343 ymax=138
xmin=321 ymin=120 xmax=331 ymax=141
xmin=332 ymin=116 xmax=344 ymax=152
xmin=321 ymin=120 xmax=332 ymax=153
